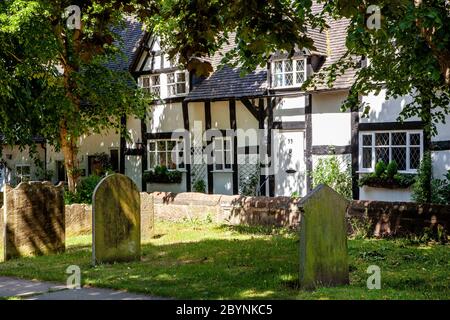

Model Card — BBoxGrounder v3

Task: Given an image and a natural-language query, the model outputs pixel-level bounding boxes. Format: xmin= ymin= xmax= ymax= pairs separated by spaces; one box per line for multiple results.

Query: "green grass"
xmin=0 ymin=220 xmax=449 ymax=299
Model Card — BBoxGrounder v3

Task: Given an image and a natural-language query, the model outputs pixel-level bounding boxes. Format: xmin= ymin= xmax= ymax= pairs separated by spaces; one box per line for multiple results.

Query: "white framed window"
xmin=272 ymin=58 xmax=306 ymax=88
xmin=359 ymin=130 xmax=423 ymax=173
xmin=148 ymin=139 xmax=185 ymax=170
xmin=167 ymin=71 xmax=187 ymax=96
xmin=141 ymin=75 xmax=161 ymax=96
xmin=16 ymin=164 xmax=31 ymax=183
xmin=212 ymin=136 xmax=232 ymax=171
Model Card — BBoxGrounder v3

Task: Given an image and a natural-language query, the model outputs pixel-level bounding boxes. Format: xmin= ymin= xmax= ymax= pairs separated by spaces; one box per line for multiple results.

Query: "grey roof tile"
xmin=107 ymin=16 xmax=145 ymax=72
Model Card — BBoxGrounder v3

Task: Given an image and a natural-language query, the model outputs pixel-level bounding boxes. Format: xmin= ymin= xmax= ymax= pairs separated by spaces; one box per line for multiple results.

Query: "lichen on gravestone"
xmin=298 ymin=184 xmax=349 ymax=289
xmin=92 ymin=174 xmax=141 ymax=265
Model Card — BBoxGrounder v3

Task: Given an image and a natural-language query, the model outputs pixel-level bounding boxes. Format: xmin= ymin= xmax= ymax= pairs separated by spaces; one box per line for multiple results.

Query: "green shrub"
xmin=241 ymin=167 xmax=259 ymax=196
xmin=412 ymin=152 xmax=432 ymax=203
xmin=375 ymin=160 xmax=387 ymax=177
xmin=193 ymin=179 xmax=206 ymax=193
xmin=65 ymin=174 xmax=103 ymax=204
xmin=386 ymin=161 xmax=398 ymax=178
xmin=311 ymin=155 xmax=352 ymax=199
xmin=430 ymin=171 xmax=450 ymax=204
xmin=359 ymin=160 xmax=416 ymax=189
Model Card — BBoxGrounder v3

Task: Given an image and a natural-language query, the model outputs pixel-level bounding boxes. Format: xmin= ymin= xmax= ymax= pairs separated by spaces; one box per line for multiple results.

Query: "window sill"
xmin=211 ymin=170 xmax=233 ymax=173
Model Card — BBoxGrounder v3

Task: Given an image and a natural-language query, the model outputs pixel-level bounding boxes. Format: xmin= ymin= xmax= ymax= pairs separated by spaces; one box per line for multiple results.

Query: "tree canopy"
xmin=0 ymin=0 xmax=153 ymax=190
xmin=148 ymin=0 xmax=450 ymax=133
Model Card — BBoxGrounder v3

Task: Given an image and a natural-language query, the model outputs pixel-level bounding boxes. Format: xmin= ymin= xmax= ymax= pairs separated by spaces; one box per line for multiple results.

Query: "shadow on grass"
xmin=1 ymin=231 xmax=449 ymax=300
xmin=216 ymin=224 xmax=297 ymax=236
xmin=0 ymin=235 xmax=300 ymax=299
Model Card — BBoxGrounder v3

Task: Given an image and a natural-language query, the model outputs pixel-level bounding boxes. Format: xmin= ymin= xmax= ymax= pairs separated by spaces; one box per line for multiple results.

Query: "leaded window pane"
xmin=177 ymin=73 xmax=185 ymax=82
xmin=275 ymin=61 xmax=283 ymax=73
xmin=274 ymin=74 xmax=283 ymax=87
xmin=149 ymin=152 xmax=155 ymax=168
xmin=151 ymin=75 xmax=160 ymax=86
xmin=158 ymin=151 xmax=166 ymax=166
xmin=284 ymin=73 xmax=293 ymax=86
xmin=362 ymin=148 xmax=372 ymax=168
xmin=296 ymin=72 xmax=304 ymax=83
xmin=375 ymin=147 xmax=389 ymax=164
xmin=392 ymin=132 xmax=406 ymax=145
xmin=392 ymin=147 xmax=406 ymax=170
xmin=157 ymin=141 xmax=166 ymax=151
xmin=142 ymin=77 xmax=150 ymax=87
xmin=410 ymin=133 xmax=421 ymax=146
xmin=363 ymin=134 xmax=372 ymax=146
xmin=284 ymin=60 xmax=293 ymax=72
xmin=149 ymin=142 xmax=155 ymax=151
xmin=152 ymin=87 xmax=161 ymax=96
xmin=167 ymin=152 xmax=176 ymax=169
xmin=177 ymin=83 xmax=186 ymax=94
xmin=168 ymin=84 xmax=176 ymax=96
xmin=296 ymin=60 xmax=305 ymax=71
xmin=167 ymin=73 xmax=175 ymax=84
xmin=375 ymin=133 xmax=389 ymax=146
xmin=410 ymin=147 xmax=421 ymax=169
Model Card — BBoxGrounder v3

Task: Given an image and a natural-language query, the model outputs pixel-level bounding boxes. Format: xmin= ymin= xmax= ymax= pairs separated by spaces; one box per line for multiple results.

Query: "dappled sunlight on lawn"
xmin=0 ymin=220 xmax=448 ymax=299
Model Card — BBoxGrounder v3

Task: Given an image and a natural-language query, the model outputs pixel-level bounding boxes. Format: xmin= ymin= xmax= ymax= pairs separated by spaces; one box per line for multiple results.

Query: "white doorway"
xmin=273 ymin=130 xmax=306 ymax=197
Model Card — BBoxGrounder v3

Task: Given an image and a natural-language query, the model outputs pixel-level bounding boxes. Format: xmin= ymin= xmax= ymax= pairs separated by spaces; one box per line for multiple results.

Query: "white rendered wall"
xmin=359 ymin=186 xmax=413 ymax=202
xmin=46 ymin=130 xmax=120 ymax=182
xmin=148 ymin=102 xmax=185 ymax=134
xmin=312 ymin=91 xmax=351 ymax=147
xmin=0 ymin=145 xmax=46 ymax=185
xmin=432 ymin=151 xmax=450 ymax=179
xmin=125 ymin=155 xmax=142 ymax=191
xmin=360 ymin=89 xmax=419 ymax=123
xmin=236 ymin=100 xmax=259 ymax=149
xmin=273 ymin=96 xmax=306 ymax=123
xmin=126 ymin=116 xmax=142 ymax=149
xmin=211 ymin=101 xmax=230 ymax=129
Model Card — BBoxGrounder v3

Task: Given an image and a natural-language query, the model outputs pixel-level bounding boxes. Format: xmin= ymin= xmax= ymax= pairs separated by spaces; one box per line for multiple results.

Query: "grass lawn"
xmin=0 ymin=220 xmax=449 ymax=299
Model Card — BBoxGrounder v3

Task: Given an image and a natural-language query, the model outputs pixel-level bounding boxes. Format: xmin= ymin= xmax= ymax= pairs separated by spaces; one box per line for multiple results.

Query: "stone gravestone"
xmin=140 ymin=192 xmax=155 ymax=241
xmin=92 ymin=174 xmax=140 ymax=265
xmin=298 ymin=184 xmax=349 ymax=289
xmin=2 ymin=182 xmax=65 ymax=262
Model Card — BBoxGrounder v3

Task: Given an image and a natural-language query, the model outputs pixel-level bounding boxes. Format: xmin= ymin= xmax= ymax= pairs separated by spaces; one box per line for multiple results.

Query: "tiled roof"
xmin=185 ymin=14 xmax=355 ymax=100
xmin=185 ymin=33 xmax=268 ymax=101
xmin=185 ymin=66 xmax=268 ymax=101
xmin=107 ymin=16 xmax=145 ymax=72
xmin=311 ymin=17 xmax=357 ymax=91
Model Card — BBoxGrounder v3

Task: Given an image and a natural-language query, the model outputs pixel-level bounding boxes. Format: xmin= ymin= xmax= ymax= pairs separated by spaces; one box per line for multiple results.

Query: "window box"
xmin=359 ymin=173 xmax=416 ymax=189
xmin=144 ymin=166 xmax=183 ymax=184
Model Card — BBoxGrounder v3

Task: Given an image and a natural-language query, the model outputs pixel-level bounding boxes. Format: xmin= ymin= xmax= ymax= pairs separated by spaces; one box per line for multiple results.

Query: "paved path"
xmin=0 ymin=277 xmax=163 ymax=300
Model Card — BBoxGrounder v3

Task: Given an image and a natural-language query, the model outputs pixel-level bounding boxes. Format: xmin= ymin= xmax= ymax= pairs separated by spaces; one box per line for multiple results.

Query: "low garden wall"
xmin=348 ymin=200 xmax=450 ymax=237
xmin=151 ymin=192 xmax=449 ymax=236
xmin=151 ymin=192 xmax=301 ymax=227
xmin=65 ymin=193 xmax=154 ymax=239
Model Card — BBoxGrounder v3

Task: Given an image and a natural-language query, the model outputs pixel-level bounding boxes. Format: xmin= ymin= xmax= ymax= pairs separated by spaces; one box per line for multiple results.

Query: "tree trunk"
xmin=60 ymin=122 xmax=80 ymax=192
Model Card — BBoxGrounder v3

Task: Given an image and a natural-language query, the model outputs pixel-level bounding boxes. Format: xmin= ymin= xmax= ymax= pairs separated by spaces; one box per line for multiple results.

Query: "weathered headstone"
xmin=140 ymin=192 xmax=155 ymax=241
xmin=298 ymin=184 xmax=349 ymax=289
xmin=92 ymin=174 xmax=140 ymax=265
xmin=1 ymin=182 xmax=65 ymax=262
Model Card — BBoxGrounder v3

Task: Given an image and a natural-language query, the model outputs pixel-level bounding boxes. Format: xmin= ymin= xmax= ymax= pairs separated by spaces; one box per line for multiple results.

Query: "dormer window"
xmin=167 ymin=71 xmax=187 ymax=96
xmin=142 ymin=75 xmax=161 ymax=96
xmin=272 ymin=58 xmax=306 ymax=88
